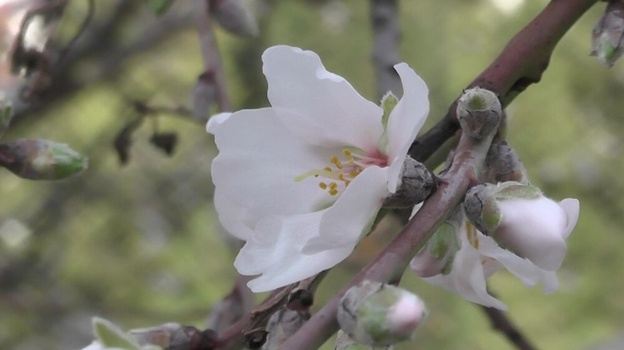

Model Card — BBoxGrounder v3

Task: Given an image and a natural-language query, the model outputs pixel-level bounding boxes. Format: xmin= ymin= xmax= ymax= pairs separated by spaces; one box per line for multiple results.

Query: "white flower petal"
xmin=211 ymin=107 xmax=337 ymax=238
xmin=477 ymin=233 xmax=558 ymax=290
xmin=497 ymin=197 xmax=568 ymax=271
xmin=206 ymin=112 xmax=232 ymax=134
xmin=263 ymin=45 xmax=384 ymax=153
xmin=303 ymin=166 xmax=388 ymax=253
xmin=385 ymin=63 xmax=430 ymax=192
xmin=213 ymin=189 xmax=255 ymax=240
xmin=234 ymin=211 xmax=353 ymax=292
xmin=424 ymin=238 xmax=507 ymax=310
xmin=559 ymin=198 xmax=580 ymax=239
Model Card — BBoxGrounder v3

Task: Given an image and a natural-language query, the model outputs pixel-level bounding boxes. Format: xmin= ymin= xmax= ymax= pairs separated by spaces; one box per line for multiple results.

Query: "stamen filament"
xmin=295 ymin=147 xmax=387 ymax=198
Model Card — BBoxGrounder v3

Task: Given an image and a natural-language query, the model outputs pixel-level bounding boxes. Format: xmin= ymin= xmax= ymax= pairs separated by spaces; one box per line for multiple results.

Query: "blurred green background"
xmin=0 ymin=0 xmax=623 ymax=349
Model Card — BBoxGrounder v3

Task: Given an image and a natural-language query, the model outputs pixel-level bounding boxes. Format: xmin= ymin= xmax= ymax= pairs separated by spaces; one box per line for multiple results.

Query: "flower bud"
xmin=0 ymin=93 xmax=13 ymax=139
xmin=464 ymin=182 xmax=580 ymax=271
xmin=591 ymin=3 xmax=624 ymax=67
xmin=482 ymin=141 xmax=528 ymax=184
xmin=190 ymin=72 xmax=217 ymax=122
xmin=338 ymin=280 xmax=427 ymax=347
xmin=0 ymin=139 xmax=88 ymax=180
xmin=456 ymin=87 xmax=502 ymax=139
xmin=410 ymin=219 xmax=461 ymax=277
xmin=383 ymin=156 xmax=435 ymax=208
xmin=335 ymin=330 xmax=393 ymax=350
xmin=209 ymin=0 xmax=259 ymax=38
xmin=131 ymin=323 xmax=216 ymax=350
xmin=261 ymin=308 xmax=309 ymax=350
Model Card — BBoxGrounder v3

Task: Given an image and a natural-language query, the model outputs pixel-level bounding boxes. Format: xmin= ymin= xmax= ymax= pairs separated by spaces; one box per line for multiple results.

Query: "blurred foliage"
xmin=0 ymin=0 xmax=623 ymax=349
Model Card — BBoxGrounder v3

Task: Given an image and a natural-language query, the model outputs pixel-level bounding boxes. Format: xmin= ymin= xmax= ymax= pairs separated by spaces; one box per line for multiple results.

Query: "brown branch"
xmin=370 ymin=0 xmax=401 ymax=98
xmin=409 ymin=0 xmax=599 ymax=163
xmin=481 ymin=306 xmax=538 ymax=350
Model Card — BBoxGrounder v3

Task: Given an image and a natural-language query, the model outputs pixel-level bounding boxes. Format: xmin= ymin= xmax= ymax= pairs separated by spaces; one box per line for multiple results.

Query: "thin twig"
xmin=370 ymin=0 xmax=401 ymax=99
xmin=481 ymin=306 xmax=538 ymax=350
xmin=195 ymin=0 xmax=232 ymax=112
xmin=57 ymin=0 xmax=95 ymax=63
xmin=409 ymin=0 xmax=599 ymax=164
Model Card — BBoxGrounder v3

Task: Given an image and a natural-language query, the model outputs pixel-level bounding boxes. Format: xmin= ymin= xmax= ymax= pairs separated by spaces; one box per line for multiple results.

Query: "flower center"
xmin=295 ymin=148 xmax=386 ymax=197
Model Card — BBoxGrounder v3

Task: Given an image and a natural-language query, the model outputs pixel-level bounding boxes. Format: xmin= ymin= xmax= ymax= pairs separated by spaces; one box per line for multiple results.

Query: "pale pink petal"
xmin=410 ymin=251 xmax=450 ymax=278
xmin=303 ymin=166 xmax=388 ymax=253
xmin=263 ymin=45 xmax=383 ymax=153
xmin=385 ymin=63 xmax=430 ymax=192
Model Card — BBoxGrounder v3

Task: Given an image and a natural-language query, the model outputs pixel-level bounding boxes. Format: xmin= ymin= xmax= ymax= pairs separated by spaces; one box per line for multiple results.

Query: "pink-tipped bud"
xmin=338 ymin=280 xmax=427 ymax=347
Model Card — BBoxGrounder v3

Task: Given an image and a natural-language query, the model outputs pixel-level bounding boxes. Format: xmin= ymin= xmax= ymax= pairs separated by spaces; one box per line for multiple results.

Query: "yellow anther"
xmin=324 ymin=166 xmax=332 ymax=172
xmin=329 ymin=188 xmax=339 ymax=196
xmin=338 ymin=174 xmax=345 ymax=181
xmin=319 ymin=182 xmax=328 ymax=190
xmin=330 ymin=156 xmax=343 ymax=169
xmin=329 ymin=182 xmax=338 ymax=190
xmin=343 ymin=149 xmax=352 ymax=157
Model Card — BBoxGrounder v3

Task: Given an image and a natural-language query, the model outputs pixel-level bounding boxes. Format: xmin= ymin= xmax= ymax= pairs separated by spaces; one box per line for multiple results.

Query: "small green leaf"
xmin=93 ymin=317 xmax=142 ymax=350
xmin=149 ymin=0 xmax=174 ymax=16
xmin=380 ymin=92 xmax=398 ymax=129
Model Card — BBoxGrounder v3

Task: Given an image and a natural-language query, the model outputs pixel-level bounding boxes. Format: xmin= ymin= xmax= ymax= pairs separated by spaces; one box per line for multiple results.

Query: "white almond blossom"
xmin=207 ymin=45 xmax=429 ymax=292
xmin=416 ymin=199 xmax=578 ymax=310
